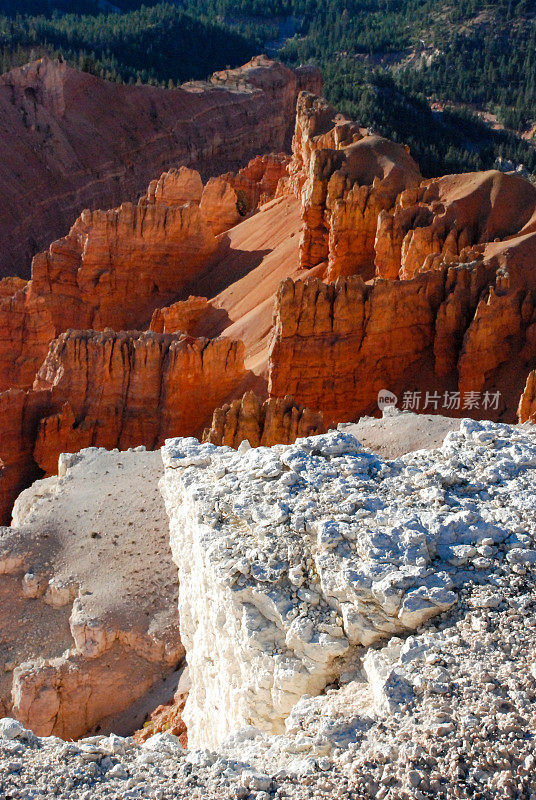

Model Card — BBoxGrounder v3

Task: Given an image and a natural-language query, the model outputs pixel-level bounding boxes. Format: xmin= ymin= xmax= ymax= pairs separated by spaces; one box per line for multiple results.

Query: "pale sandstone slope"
xmin=188 ymin=194 xmax=306 ymax=377
xmin=0 ymin=447 xmax=183 ymax=739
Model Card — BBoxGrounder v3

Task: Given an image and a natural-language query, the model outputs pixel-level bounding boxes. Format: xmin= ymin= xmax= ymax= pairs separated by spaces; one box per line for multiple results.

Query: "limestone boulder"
xmin=161 ymin=420 xmax=536 ymax=748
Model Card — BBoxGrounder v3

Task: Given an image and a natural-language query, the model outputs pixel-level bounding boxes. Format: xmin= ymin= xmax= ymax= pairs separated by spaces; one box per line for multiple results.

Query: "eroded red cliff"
xmin=267 ymin=91 xmax=536 ymax=427
xmin=281 ymin=92 xmax=422 ymax=280
xmin=0 ymin=55 xmax=321 ymax=279
xmin=3 ymin=83 xmax=536 ymax=526
xmin=32 ymin=329 xmax=247 ymax=476
xmin=0 ymin=199 xmax=218 ymax=392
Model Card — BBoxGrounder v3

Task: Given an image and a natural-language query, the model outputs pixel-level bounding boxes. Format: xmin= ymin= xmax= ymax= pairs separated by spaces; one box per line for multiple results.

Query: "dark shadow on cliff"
xmin=186 ymin=231 xmax=272 ymax=300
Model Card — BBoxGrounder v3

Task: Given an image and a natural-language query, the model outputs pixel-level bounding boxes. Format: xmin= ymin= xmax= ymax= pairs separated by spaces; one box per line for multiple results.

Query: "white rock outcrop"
xmin=161 ymin=420 xmax=536 ymax=750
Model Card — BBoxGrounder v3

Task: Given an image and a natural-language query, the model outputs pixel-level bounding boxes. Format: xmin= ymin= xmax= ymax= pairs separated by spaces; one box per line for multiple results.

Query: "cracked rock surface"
xmin=1 ymin=561 xmax=536 ymax=800
xmin=161 ymin=419 xmax=536 ymax=755
xmin=2 ymin=418 xmax=536 ymax=799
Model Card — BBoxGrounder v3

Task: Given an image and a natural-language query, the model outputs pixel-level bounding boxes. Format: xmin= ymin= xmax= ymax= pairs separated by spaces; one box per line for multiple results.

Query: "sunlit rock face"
xmin=161 ymin=420 xmax=536 ymax=749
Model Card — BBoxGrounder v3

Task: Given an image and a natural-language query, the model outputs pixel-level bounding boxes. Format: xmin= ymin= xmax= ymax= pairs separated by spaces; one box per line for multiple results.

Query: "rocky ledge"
xmin=1 ymin=418 xmax=536 ymax=797
xmin=147 ymin=418 xmax=536 ymax=799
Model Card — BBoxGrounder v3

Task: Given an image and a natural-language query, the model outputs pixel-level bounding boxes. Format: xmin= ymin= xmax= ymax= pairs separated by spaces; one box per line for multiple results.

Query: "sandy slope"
xmin=0 ymin=447 xmax=182 ymax=737
xmin=190 ymin=195 xmax=305 ymax=380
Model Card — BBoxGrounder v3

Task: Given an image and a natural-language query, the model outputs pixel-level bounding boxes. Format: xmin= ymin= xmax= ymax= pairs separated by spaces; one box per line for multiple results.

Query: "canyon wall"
xmin=0 ymin=328 xmax=246 ymax=523
xmin=267 ymin=91 xmax=536 ymax=426
xmin=220 ymin=153 xmax=291 ymax=214
xmin=0 ymin=388 xmax=51 ymax=526
xmin=269 ymin=273 xmax=446 ymax=426
xmin=31 ymin=329 xmax=247 ymax=476
xmin=375 ymin=170 xmax=536 ymax=281
xmin=0 ymin=55 xmax=321 ymax=278
xmin=150 ymin=297 xmax=210 ymax=336
xmin=268 ymin=268 xmax=536 ymax=426
xmin=3 ymin=83 xmax=536 ymax=526
xmin=0 ymin=144 xmax=293 ymax=523
xmin=0 ymin=150 xmax=291 ymax=396
xmin=283 ymin=92 xmax=422 ymax=280
xmin=0 ymin=199 xmax=219 ymax=393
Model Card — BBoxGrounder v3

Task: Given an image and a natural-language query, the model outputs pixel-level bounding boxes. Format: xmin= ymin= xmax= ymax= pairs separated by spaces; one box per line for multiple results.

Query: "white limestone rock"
xmin=161 ymin=421 xmax=536 ymax=749
xmin=0 ymin=718 xmax=25 ymax=740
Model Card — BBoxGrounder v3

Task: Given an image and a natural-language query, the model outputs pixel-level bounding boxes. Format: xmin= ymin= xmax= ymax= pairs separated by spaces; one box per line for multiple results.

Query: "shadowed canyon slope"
xmin=0 ymin=55 xmax=321 ymax=279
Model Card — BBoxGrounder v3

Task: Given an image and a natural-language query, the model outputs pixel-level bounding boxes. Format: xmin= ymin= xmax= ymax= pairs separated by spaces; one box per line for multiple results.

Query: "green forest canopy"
xmin=0 ymin=0 xmax=535 ymax=177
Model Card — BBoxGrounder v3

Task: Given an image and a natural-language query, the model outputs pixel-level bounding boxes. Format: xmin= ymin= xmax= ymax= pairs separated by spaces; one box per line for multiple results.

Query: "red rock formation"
xmin=12 ymin=649 xmax=162 ymax=741
xmin=0 ymin=326 xmax=247 ymax=524
xmin=0 ymin=133 xmax=303 ymax=523
xmin=32 ymin=329 xmax=247 ymax=476
xmin=269 ymin=275 xmax=446 ymax=426
xmin=375 ymin=171 xmax=536 ymax=280
xmin=199 ymin=178 xmax=242 ymax=234
xmin=146 ymin=167 xmax=204 ymax=207
xmin=0 ymin=198 xmax=218 ymax=392
xmin=0 ymin=55 xmax=321 ymax=279
xmin=133 ymin=689 xmax=188 ymax=747
xmin=268 ymin=269 xmax=536 ymax=426
xmin=4 ymin=84 xmax=536 ymax=526
xmin=284 ymin=93 xmax=363 ymax=198
xmin=146 ymin=166 xmax=241 ymax=235
xmin=281 ymin=92 xmax=422 ymax=280
xmin=0 ymin=277 xmax=26 ymax=298
xmin=457 ymin=285 xmax=536 ymax=411
xmin=186 ymin=191 xmax=305 ymax=376
xmin=266 ymin=91 xmax=536 ymax=427
xmin=0 ymin=284 xmax=56 ymax=393
xmin=34 ymin=202 xmax=218 ymax=331
xmin=146 ymin=155 xmax=291 ymax=237
xmin=202 ymin=391 xmax=325 ymax=448
xmin=222 ymin=153 xmax=291 ymax=213
xmin=150 ymin=297 xmax=209 ymax=335
xmin=0 ymin=388 xmax=51 ymax=524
